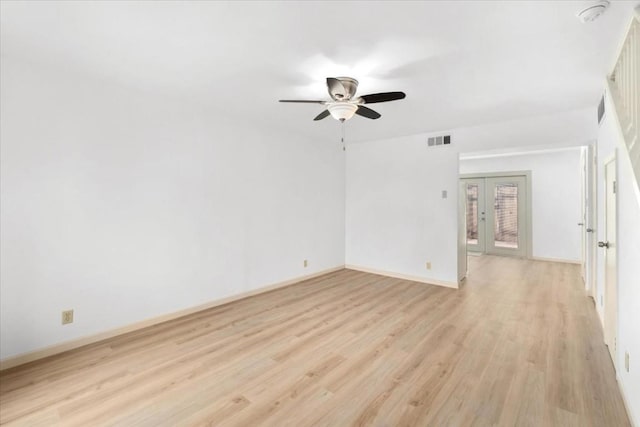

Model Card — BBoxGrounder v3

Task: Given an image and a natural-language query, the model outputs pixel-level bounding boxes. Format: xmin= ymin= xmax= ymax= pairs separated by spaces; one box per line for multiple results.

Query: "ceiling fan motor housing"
xmin=330 ymin=77 xmax=359 ymax=100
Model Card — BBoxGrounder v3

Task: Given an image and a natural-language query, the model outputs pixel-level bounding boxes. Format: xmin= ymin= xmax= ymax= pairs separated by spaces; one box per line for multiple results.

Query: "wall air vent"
xmin=597 ymin=94 xmax=605 ymax=125
xmin=427 ymin=135 xmax=451 ymax=147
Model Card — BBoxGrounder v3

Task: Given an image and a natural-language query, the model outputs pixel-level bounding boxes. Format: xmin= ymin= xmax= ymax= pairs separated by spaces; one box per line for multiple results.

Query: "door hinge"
xmin=613 ymin=181 xmax=617 ymax=194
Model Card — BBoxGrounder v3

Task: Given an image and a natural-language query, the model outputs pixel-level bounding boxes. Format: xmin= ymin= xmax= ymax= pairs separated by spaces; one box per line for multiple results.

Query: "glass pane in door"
xmin=493 ymin=184 xmax=518 ymax=249
xmin=466 ymin=184 xmax=479 ymax=245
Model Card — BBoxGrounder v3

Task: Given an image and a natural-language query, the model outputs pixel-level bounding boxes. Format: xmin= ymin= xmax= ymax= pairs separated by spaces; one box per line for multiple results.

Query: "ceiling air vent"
xmin=427 ymin=135 xmax=451 ymax=147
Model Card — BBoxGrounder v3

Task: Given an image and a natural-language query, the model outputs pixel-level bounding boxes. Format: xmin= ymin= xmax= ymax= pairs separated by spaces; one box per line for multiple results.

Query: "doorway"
xmin=461 ymin=173 xmax=531 ymax=258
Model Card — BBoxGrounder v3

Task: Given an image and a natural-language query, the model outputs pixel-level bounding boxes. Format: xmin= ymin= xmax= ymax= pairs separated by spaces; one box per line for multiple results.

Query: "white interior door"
xmin=580 ymin=148 xmax=587 ymax=283
xmin=485 ymin=176 xmax=527 ymax=258
xmin=462 ymin=178 xmax=486 ymax=253
xmin=602 ymin=158 xmax=617 ymax=368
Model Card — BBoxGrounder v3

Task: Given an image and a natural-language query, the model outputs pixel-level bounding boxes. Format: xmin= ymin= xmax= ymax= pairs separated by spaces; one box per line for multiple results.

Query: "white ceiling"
xmin=1 ymin=0 xmax=637 ymax=142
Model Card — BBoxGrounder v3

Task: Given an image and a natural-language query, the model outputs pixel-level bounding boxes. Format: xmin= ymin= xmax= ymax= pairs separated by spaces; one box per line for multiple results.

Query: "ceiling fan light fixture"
xmin=327 ymin=103 xmax=358 ymax=121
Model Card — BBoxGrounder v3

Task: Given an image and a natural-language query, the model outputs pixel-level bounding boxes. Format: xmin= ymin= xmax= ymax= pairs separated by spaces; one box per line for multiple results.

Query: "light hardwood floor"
xmin=0 ymin=256 xmax=631 ymax=426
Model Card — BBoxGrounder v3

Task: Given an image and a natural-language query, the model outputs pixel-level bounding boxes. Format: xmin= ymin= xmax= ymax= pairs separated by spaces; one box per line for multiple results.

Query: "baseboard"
xmin=530 ymin=256 xmax=581 ymax=265
xmin=618 ymin=375 xmax=638 ymax=427
xmin=345 ymin=264 xmax=458 ymax=289
xmin=0 ymin=265 xmax=345 ymax=371
xmin=589 ymin=280 xmax=634 ymax=426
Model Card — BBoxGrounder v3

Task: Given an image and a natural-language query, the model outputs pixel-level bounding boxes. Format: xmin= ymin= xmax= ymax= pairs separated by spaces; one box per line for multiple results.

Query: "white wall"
xmin=0 ymin=56 xmax=346 ymax=360
xmin=595 ymin=92 xmax=640 ymax=426
xmin=460 ymin=148 xmax=583 ymax=262
xmin=345 ymin=136 xmax=459 ymax=285
xmin=345 ymin=108 xmax=596 ymax=286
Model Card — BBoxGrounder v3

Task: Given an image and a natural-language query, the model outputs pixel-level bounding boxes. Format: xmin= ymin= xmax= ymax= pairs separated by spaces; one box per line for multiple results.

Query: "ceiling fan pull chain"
xmin=342 ymin=121 xmax=346 ymax=151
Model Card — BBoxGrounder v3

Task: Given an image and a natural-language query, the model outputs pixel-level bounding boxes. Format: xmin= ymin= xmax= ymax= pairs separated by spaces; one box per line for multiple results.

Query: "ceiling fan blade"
xmin=279 ymin=100 xmax=326 ymax=104
xmin=355 ymin=105 xmax=381 ymax=120
xmin=313 ymin=110 xmax=331 ymax=121
xmin=327 ymin=78 xmax=347 ymax=100
xmin=359 ymin=91 xmax=406 ymax=104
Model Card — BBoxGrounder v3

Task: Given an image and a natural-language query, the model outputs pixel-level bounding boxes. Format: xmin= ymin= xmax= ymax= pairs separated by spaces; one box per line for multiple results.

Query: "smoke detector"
xmin=576 ymin=1 xmax=610 ymax=23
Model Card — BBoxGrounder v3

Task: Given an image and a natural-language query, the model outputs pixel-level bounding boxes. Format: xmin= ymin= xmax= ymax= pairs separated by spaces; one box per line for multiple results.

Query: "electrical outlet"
xmin=303 ymin=259 xmax=308 ymax=268
xmin=625 ymin=352 xmax=630 ymax=372
xmin=426 ymin=262 xmax=432 ymax=270
xmin=62 ymin=310 xmax=74 ymax=325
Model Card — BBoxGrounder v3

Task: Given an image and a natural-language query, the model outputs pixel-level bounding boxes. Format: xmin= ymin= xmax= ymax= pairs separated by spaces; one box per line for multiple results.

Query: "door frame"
xmin=580 ymin=147 xmax=587 ymax=284
xmin=587 ymin=144 xmax=597 ymax=299
xmin=457 ymin=180 xmax=468 ymax=283
xmin=460 ymin=171 xmax=533 ymax=259
xmin=582 ymin=145 xmax=598 ymax=305
xmin=602 ymin=153 xmax=618 ymax=368
xmin=460 ymin=178 xmax=487 ymax=253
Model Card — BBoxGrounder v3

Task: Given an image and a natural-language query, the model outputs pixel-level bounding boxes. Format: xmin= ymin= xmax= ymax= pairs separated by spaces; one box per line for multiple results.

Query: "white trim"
xmin=459 ymin=170 xmax=531 ymax=179
xmin=618 ymin=375 xmax=638 ymax=427
xmin=602 ymin=151 xmax=617 ymax=168
xmin=460 ymin=146 xmax=582 ymax=161
xmin=0 ymin=265 xmax=345 ymax=371
xmin=530 ymin=256 xmax=581 ymax=265
xmin=590 ymin=284 xmax=635 ymax=427
xmin=345 ymin=265 xmax=459 ymax=289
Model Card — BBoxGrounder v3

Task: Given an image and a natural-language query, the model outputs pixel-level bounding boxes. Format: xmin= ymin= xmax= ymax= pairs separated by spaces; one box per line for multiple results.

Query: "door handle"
xmin=598 ymin=241 xmax=610 ymax=248
xmin=586 ymin=228 xmax=594 ymax=233
xmin=578 ymin=222 xmax=584 ymax=226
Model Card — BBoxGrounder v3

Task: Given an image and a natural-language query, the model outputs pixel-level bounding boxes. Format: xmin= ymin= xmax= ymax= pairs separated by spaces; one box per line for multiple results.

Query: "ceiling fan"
xmin=279 ymin=77 xmax=406 ymax=122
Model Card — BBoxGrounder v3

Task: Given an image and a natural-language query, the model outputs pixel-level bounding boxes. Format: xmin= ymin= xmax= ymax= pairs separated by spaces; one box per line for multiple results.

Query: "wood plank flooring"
xmin=0 ymin=256 xmax=631 ymax=426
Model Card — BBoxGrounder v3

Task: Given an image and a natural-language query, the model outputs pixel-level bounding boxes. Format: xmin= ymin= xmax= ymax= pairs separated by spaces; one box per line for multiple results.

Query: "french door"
xmin=463 ymin=179 xmax=486 ymax=253
xmin=462 ymin=175 xmax=528 ymax=258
